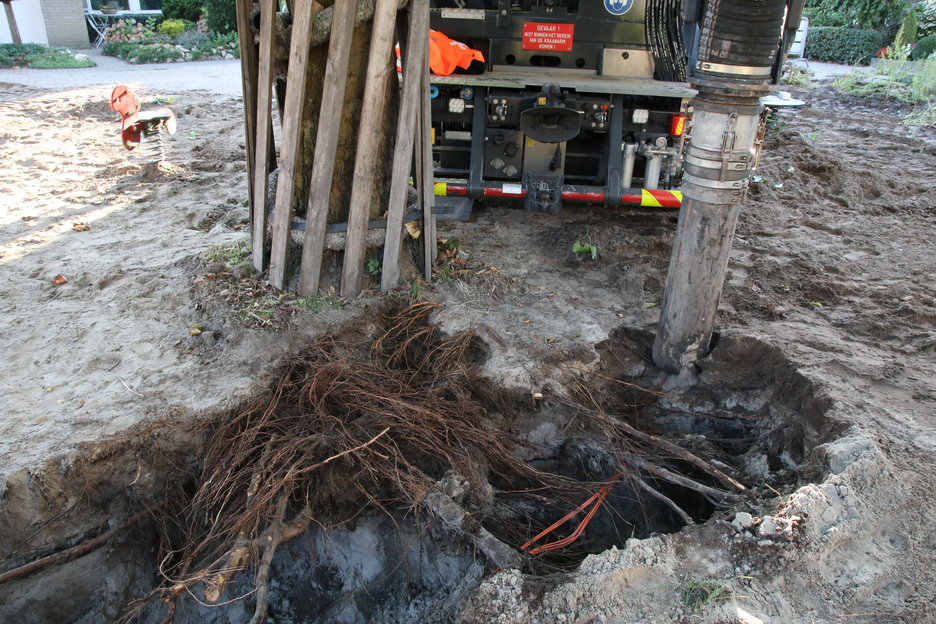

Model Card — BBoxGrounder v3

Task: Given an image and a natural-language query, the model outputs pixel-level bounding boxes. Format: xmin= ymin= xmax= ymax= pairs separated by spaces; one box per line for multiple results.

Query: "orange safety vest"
xmin=428 ymin=30 xmax=485 ymax=76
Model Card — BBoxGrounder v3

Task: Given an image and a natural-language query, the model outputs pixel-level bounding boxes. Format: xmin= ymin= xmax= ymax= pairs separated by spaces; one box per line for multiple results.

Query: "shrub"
xmin=103 ymin=18 xmax=155 ymax=43
xmin=130 ymin=43 xmax=184 ymax=63
xmin=158 ymin=18 xmax=187 ymax=36
xmin=174 ymin=29 xmax=209 ymax=48
xmin=0 ymin=43 xmax=45 ymax=67
xmin=805 ymin=27 xmax=884 ymax=64
xmin=802 ymin=6 xmax=849 ymax=27
xmin=911 ymin=53 xmax=936 ymax=101
xmin=912 ymin=34 xmax=936 ymax=60
xmin=835 ymin=55 xmax=936 ymax=118
xmin=203 ymin=0 xmax=237 ymax=34
xmin=893 ymin=10 xmax=919 ymax=51
xmin=162 ymin=0 xmax=203 ymax=22
xmin=904 ymin=101 xmax=936 ymax=126
xmin=781 ymin=63 xmax=812 ymax=86
xmin=919 ymin=1 xmax=936 ymax=38
xmin=104 ymin=41 xmax=184 ymax=63
xmin=803 ymin=0 xmax=905 ymax=30
xmin=190 ymin=31 xmax=239 ymax=59
xmin=103 ymin=41 xmax=138 ymax=57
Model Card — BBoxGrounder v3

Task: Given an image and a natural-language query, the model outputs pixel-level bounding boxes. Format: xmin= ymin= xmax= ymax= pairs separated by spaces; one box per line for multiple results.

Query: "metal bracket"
xmin=696 ymin=61 xmax=773 ymax=77
xmin=684 ymin=173 xmax=749 ymax=190
xmin=753 ymin=107 xmax=771 ymax=171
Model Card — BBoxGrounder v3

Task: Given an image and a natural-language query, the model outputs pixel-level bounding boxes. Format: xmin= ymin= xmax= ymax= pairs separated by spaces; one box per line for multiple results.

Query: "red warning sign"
xmin=521 ymin=22 xmax=574 ymax=52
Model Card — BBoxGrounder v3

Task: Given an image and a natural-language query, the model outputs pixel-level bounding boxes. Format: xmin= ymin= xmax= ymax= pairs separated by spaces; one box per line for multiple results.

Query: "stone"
xmin=732 ymin=511 xmax=756 ymax=532
xmin=758 ymin=515 xmax=779 ymax=538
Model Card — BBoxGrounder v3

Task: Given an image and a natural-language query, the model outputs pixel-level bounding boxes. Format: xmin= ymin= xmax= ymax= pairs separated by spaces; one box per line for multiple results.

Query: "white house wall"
xmin=1 ymin=0 xmax=49 ymax=45
xmin=39 ymin=0 xmax=91 ymax=47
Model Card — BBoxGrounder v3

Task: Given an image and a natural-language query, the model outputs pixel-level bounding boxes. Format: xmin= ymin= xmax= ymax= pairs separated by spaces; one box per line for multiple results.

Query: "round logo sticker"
xmin=603 ymin=0 xmax=634 ymax=15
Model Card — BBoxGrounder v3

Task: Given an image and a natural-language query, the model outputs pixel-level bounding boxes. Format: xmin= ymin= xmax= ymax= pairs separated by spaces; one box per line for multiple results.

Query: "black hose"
xmin=697 ymin=0 xmax=786 ymax=69
xmin=681 ymin=0 xmax=702 ymax=24
xmin=646 ymin=0 xmax=687 ymax=81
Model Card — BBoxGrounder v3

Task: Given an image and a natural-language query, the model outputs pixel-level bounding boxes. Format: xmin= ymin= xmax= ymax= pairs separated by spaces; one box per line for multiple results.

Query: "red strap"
xmin=521 ymin=473 xmax=621 ymax=556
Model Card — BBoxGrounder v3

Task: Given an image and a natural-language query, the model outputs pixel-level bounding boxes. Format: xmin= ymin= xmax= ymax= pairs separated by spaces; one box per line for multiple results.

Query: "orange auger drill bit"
xmin=521 ymin=472 xmax=621 ymax=556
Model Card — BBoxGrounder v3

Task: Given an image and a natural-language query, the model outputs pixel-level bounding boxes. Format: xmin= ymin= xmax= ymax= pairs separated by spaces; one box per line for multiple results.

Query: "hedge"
xmin=805 ymin=27 xmax=885 ymax=65
xmin=912 ymin=35 xmax=936 ymax=61
xmin=162 ymin=0 xmax=203 ymax=23
xmin=203 ymin=0 xmax=236 ymax=34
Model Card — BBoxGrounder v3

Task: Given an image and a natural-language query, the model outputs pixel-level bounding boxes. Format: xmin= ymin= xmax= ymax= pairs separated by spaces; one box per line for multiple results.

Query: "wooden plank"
xmin=251 ymin=0 xmax=277 ymax=272
xmin=380 ymin=0 xmax=429 ymax=292
xmin=3 ymin=2 xmax=21 ymax=45
xmin=4 ymin=2 xmax=21 ymax=45
xmin=419 ymin=55 xmax=435 ymax=279
xmin=235 ymin=0 xmax=259 ymax=227
xmin=339 ymin=0 xmax=400 ymax=298
xmin=297 ymin=0 xmax=359 ymax=296
xmin=268 ymin=0 xmax=324 ymax=290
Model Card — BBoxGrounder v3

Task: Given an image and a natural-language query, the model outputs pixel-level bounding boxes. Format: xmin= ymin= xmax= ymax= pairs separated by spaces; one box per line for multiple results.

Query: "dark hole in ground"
xmin=474 ymin=327 xmax=840 ymax=572
xmin=0 ymin=304 xmax=842 ymax=624
xmin=143 ymin=315 xmax=836 ymax=623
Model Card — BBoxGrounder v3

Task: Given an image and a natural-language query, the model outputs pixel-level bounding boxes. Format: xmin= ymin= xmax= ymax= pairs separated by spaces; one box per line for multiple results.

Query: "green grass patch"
xmin=835 ymin=55 xmax=936 ymax=126
xmin=681 ymin=578 xmax=734 ymax=613
xmin=572 ymin=240 xmax=598 ymax=261
xmin=295 ymin=295 xmax=342 ymax=313
xmin=0 ymin=44 xmax=95 ymax=69
xmin=234 ymin=292 xmax=343 ymax=326
xmin=202 ymin=240 xmax=250 ymax=268
xmin=781 ymin=63 xmax=812 ymax=87
xmin=905 ymin=102 xmax=936 ymax=126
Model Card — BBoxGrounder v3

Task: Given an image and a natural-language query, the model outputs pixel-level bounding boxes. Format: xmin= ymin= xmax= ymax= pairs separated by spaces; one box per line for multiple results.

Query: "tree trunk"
xmin=293 ymin=21 xmax=396 ymax=225
xmin=274 ymin=9 xmax=397 ymax=226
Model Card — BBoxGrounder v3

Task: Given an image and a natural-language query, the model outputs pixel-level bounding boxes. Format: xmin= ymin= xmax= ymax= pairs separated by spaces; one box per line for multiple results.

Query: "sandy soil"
xmin=0 ymin=83 xmax=344 ymax=484
xmin=1 ymin=79 xmax=936 ymax=623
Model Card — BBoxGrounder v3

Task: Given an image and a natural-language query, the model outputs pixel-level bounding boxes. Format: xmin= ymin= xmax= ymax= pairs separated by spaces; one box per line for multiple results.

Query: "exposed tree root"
xmin=123 ymin=301 xmax=747 ymax=621
xmin=424 ymin=490 xmax=521 ymax=570
xmin=624 ymin=454 xmax=741 ymax=505
xmin=0 ymin=512 xmax=145 ymax=586
xmin=635 ymin=477 xmax=694 ymax=525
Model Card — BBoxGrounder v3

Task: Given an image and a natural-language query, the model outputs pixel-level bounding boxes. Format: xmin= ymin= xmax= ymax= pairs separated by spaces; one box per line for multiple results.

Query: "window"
xmin=90 ymin=0 xmax=130 ymax=10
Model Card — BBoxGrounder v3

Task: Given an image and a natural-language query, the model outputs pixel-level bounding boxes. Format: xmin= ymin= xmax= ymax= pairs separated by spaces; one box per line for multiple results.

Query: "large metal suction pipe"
xmin=653 ymin=0 xmax=787 ymax=372
xmin=622 ymin=143 xmax=637 ymax=190
xmin=644 ymin=152 xmax=662 ymax=190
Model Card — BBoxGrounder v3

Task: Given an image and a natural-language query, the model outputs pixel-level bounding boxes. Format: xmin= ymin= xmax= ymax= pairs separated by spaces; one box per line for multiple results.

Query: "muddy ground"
xmin=1 ymin=80 xmax=935 ymax=623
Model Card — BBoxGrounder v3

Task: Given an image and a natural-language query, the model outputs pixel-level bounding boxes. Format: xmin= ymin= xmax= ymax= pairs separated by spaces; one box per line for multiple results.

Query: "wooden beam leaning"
xmin=3 ymin=2 xmax=22 ymax=45
xmin=380 ymin=0 xmax=429 ymax=291
xmin=339 ymin=0 xmax=399 ymax=298
xmin=297 ymin=0 xmax=359 ymax=296
xmin=269 ymin=0 xmax=324 ymax=289
xmin=419 ymin=55 xmax=435 ymax=280
xmin=235 ymin=0 xmax=258 ymax=218
xmin=251 ymin=0 xmax=277 ymax=272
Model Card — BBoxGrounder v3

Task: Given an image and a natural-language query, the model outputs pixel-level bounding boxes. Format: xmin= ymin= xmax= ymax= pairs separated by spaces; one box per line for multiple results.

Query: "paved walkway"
xmin=790 ymin=58 xmax=863 ymax=80
xmin=0 ymin=50 xmax=864 ymax=97
xmin=0 ymin=48 xmax=243 ymax=96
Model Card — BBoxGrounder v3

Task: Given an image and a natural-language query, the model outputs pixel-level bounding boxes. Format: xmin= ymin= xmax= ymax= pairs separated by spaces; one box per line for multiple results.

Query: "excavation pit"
xmin=0 ymin=307 xmax=840 ymax=624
